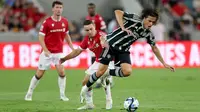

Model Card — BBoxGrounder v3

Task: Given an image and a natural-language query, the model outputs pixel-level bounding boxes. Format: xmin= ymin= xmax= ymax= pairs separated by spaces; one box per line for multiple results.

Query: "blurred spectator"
xmin=0 ymin=17 xmax=8 ymax=32
xmin=171 ymin=1 xmax=188 ymax=18
xmin=23 ymin=18 xmax=34 ymax=31
xmin=8 ymin=16 xmax=23 ymax=32
xmin=5 ymin=0 xmax=16 ymax=7
xmin=193 ymin=0 xmax=200 ymax=30
xmin=0 ymin=0 xmax=46 ymax=33
xmin=68 ymin=21 xmax=82 ymax=42
xmin=194 ymin=8 xmax=200 ymax=30
xmin=179 ymin=9 xmax=193 ymax=40
xmin=193 ymin=0 xmax=200 ymax=10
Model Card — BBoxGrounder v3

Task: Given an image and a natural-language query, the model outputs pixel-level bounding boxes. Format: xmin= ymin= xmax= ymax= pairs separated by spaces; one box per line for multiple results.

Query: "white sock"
xmin=108 ymin=76 xmax=113 ymax=84
xmin=85 ymin=87 xmax=93 ymax=105
xmin=27 ymin=76 xmax=39 ymax=94
xmin=58 ymin=76 xmax=66 ymax=96
xmin=104 ymin=84 xmax=112 ymax=101
xmin=96 ymin=79 xmax=101 ymax=84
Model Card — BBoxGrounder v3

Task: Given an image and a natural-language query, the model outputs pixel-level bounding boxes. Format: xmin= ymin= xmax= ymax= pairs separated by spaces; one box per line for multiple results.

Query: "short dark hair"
xmin=83 ymin=20 xmax=93 ymax=25
xmin=141 ymin=8 xmax=159 ymax=20
xmin=87 ymin=3 xmax=96 ymax=7
xmin=52 ymin=1 xmax=63 ymax=8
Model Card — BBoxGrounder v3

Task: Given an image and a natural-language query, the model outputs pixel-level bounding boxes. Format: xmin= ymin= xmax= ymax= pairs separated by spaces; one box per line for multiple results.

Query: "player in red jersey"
xmin=25 ymin=1 xmax=74 ymax=101
xmin=86 ymin=3 xmax=106 ymax=31
xmin=60 ymin=20 xmax=113 ymax=110
xmin=86 ymin=3 xmax=114 ymax=88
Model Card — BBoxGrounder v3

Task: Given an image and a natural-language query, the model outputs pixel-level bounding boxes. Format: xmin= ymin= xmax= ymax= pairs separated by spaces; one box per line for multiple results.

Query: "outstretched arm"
xmin=60 ymin=48 xmax=82 ymax=63
xmin=151 ymin=45 xmax=175 ymax=72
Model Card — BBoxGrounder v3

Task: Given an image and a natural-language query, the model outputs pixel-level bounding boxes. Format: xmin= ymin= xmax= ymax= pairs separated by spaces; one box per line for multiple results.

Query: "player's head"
xmin=52 ymin=1 xmax=63 ymax=16
xmin=141 ymin=8 xmax=159 ymax=29
xmin=87 ymin=3 xmax=96 ymax=16
xmin=83 ymin=20 xmax=96 ymax=37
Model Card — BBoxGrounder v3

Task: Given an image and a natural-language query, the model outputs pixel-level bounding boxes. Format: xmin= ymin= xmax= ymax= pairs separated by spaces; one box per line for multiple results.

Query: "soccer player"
xmin=60 ymin=20 xmax=113 ymax=110
xmin=86 ymin=3 xmax=106 ymax=31
xmin=86 ymin=3 xmax=113 ymax=88
xmin=80 ymin=9 xmax=175 ymax=97
xmin=25 ymin=1 xmax=74 ymax=101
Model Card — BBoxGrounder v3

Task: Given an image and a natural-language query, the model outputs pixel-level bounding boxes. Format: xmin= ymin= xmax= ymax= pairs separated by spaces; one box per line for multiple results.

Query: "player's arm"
xmin=60 ymin=48 xmax=83 ymax=63
xmin=65 ymin=33 xmax=74 ymax=50
xmin=39 ymin=20 xmax=50 ymax=57
xmin=151 ymin=45 xmax=175 ymax=72
xmin=147 ymin=33 xmax=175 ymax=72
xmin=39 ymin=33 xmax=50 ymax=57
xmin=114 ymin=10 xmax=132 ymax=35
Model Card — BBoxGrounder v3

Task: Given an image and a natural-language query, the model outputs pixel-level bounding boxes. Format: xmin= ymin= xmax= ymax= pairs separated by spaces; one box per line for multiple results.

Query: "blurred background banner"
xmin=0 ymin=41 xmax=199 ymax=69
xmin=0 ymin=0 xmax=200 ymax=69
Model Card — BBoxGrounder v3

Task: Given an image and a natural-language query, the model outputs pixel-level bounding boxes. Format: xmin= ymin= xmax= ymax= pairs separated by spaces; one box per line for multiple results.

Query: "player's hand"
xmin=59 ymin=57 xmax=66 ymax=64
xmin=164 ymin=63 xmax=175 ymax=72
xmin=44 ymin=51 xmax=51 ymax=57
xmin=100 ymin=35 xmax=109 ymax=48
xmin=122 ymin=28 xmax=133 ymax=35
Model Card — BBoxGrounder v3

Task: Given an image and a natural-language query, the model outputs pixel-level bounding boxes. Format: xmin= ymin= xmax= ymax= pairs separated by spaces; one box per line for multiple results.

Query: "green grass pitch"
xmin=0 ymin=68 xmax=199 ymax=112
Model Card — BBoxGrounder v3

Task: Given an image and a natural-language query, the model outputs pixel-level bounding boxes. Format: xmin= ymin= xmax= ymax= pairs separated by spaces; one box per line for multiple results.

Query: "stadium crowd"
xmin=0 ymin=0 xmax=199 ymax=42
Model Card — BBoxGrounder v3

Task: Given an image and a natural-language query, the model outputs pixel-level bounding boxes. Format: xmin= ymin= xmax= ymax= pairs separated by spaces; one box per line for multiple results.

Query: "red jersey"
xmin=39 ymin=17 xmax=69 ymax=53
xmin=80 ymin=30 xmax=105 ymax=62
xmin=86 ymin=14 xmax=106 ymax=31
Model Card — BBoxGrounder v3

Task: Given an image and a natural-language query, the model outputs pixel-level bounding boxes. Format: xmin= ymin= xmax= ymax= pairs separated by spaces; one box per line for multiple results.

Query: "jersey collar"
xmin=51 ymin=16 xmax=61 ymax=22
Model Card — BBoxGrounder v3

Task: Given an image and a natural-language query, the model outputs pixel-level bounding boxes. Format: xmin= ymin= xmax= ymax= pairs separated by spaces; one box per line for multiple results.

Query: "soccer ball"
xmin=124 ymin=97 xmax=139 ymax=112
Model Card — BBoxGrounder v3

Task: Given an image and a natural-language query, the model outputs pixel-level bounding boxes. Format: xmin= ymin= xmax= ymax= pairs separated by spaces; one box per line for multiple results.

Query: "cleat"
xmin=106 ymin=99 xmax=113 ymax=110
xmin=77 ymin=104 xmax=94 ymax=110
xmin=60 ymin=95 xmax=69 ymax=101
xmin=25 ymin=92 xmax=32 ymax=101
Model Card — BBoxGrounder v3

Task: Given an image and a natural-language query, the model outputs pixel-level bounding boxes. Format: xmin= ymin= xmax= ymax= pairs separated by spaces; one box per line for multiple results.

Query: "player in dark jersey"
xmin=80 ymin=8 xmax=175 ymax=97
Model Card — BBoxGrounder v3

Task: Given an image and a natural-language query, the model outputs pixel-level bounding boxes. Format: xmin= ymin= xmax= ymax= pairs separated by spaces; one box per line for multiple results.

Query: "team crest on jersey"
xmin=62 ymin=23 xmax=65 ymax=27
xmin=52 ymin=24 xmax=54 ymax=27
xmin=95 ymin=43 xmax=99 ymax=47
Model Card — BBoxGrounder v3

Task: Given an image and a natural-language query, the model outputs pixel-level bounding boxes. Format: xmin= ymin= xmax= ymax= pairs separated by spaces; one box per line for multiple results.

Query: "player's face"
xmin=52 ymin=4 xmax=63 ymax=16
xmin=84 ymin=24 xmax=96 ymax=37
xmin=143 ymin=16 xmax=157 ymax=29
xmin=87 ymin=6 xmax=95 ymax=16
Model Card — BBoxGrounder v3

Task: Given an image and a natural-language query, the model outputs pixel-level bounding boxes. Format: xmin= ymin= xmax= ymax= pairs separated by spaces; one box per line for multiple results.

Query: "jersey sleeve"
xmin=123 ymin=12 xmax=141 ymax=22
xmin=146 ymin=32 xmax=156 ymax=46
xmin=65 ymin=19 xmax=69 ymax=34
xmin=98 ymin=16 xmax=106 ymax=30
xmin=79 ymin=36 xmax=88 ymax=50
xmin=39 ymin=20 xmax=48 ymax=36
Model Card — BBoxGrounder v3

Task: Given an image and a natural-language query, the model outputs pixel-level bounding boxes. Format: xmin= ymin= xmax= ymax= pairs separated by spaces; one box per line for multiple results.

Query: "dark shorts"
xmin=99 ymin=47 xmax=131 ymax=66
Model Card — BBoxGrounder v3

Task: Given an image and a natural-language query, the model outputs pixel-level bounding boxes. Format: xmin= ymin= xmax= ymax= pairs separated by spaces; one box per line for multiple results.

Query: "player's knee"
xmin=122 ymin=68 xmax=132 ymax=77
xmin=36 ymin=70 xmax=45 ymax=79
xmin=82 ymin=80 xmax=87 ymax=86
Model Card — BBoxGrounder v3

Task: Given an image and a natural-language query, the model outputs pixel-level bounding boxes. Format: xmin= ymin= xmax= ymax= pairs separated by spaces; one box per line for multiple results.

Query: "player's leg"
xmin=55 ymin=64 xmax=69 ymax=101
xmin=78 ymin=62 xmax=100 ymax=110
xmin=54 ymin=53 xmax=69 ymax=101
xmin=78 ymin=75 xmax=94 ymax=110
xmin=81 ymin=47 xmax=112 ymax=99
xmin=100 ymin=76 xmax=112 ymax=110
xmin=109 ymin=53 xmax=132 ymax=77
xmin=25 ymin=52 xmax=50 ymax=101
